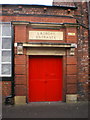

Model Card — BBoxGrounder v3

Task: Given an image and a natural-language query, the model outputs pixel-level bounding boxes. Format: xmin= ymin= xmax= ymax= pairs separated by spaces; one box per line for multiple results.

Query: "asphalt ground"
xmin=2 ymin=101 xmax=88 ymax=118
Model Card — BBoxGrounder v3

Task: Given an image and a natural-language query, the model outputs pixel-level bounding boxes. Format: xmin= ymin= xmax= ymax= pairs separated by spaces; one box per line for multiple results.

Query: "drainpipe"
xmin=11 ymin=24 xmax=15 ymax=98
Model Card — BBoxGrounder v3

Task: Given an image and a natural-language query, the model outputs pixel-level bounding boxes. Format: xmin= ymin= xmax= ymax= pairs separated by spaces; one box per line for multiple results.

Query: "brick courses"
xmin=1 ymin=81 xmax=11 ymax=101
xmin=0 ymin=2 xmax=89 ymax=101
xmin=74 ymin=2 xmax=89 ymax=100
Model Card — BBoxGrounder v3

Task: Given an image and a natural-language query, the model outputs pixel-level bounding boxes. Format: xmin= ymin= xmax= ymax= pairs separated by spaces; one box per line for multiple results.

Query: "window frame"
xmin=0 ymin=22 xmax=13 ymax=81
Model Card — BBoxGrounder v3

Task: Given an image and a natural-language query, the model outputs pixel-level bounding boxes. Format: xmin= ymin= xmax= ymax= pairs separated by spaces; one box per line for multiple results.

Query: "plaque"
xmin=29 ymin=31 xmax=63 ymax=40
xmin=68 ymin=33 xmax=75 ymax=36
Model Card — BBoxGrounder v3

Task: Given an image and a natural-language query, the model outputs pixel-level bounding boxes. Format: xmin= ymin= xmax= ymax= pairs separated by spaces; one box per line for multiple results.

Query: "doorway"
xmin=28 ymin=56 xmax=63 ymax=102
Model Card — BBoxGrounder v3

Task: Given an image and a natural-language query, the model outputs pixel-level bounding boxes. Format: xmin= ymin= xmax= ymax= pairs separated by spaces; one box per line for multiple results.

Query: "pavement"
xmin=2 ymin=101 xmax=88 ymax=118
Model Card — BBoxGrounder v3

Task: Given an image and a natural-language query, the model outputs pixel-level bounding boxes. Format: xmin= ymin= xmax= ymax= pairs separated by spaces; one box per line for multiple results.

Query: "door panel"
xmin=28 ymin=56 xmax=62 ymax=102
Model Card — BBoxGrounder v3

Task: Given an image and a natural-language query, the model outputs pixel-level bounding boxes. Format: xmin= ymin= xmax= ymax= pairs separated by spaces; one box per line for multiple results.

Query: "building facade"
xmin=0 ymin=1 xmax=89 ymax=103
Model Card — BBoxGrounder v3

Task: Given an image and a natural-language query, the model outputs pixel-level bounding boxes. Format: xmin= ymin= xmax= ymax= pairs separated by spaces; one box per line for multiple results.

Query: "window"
xmin=0 ymin=23 xmax=12 ymax=77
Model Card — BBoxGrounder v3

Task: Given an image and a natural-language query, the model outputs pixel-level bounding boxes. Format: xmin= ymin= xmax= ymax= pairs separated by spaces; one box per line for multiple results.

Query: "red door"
xmin=28 ymin=56 xmax=62 ymax=102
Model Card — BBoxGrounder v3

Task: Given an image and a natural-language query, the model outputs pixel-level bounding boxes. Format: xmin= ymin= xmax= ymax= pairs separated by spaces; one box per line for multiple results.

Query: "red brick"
xmin=14 ymin=47 xmax=17 ymax=54
xmin=67 ymin=75 xmax=77 ymax=84
xmin=2 ymin=81 xmax=11 ymax=97
xmin=67 ymin=84 xmax=77 ymax=94
xmin=15 ymin=65 xmax=27 ymax=75
xmin=66 ymin=27 xmax=77 ymax=43
xmin=67 ymin=56 xmax=77 ymax=65
xmin=15 ymin=85 xmax=27 ymax=96
xmin=1 ymin=3 xmax=89 ymax=101
xmin=15 ymin=55 xmax=27 ymax=65
xmin=2 ymin=15 xmax=76 ymax=24
xmin=15 ymin=25 xmax=27 ymax=42
xmin=67 ymin=65 xmax=77 ymax=75
xmin=66 ymin=38 xmax=77 ymax=43
xmin=15 ymin=75 xmax=27 ymax=85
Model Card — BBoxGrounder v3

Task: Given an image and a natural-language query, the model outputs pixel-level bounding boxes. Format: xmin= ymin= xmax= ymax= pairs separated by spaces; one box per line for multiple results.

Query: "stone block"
xmin=14 ymin=96 xmax=26 ymax=105
xmin=66 ymin=94 xmax=77 ymax=103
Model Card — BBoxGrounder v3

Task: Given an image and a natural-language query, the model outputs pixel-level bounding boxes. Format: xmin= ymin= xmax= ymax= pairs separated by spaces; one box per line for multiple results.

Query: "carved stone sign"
xmin=29 ymin=31 xmax=63 ymax=40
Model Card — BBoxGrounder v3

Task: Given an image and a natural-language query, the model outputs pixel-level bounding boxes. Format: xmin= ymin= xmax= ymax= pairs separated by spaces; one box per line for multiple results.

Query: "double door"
xmin=28 ymin=56 xmax=62 ymax=102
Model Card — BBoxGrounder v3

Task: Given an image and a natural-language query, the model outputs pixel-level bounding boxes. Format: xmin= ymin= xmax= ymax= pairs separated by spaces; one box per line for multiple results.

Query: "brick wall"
xmin=74 ymin=2 xmax=89 ymax=100
xmin=2 ymin=5 xmax=74 ymax=16
xmin=14 ymin=25 xmax=28 ymax=96
xmin=89 ymin=1 xmax=90 ymax=100
xmin=14 ymin=23 xmax=78 ymax=101
xmin=1 ymin=3 xmax=89 ymax=101
xmin=66 ymin=27 xmax=78 ymax=95
xmin=0 ymin=81 xmax=11 ymax=102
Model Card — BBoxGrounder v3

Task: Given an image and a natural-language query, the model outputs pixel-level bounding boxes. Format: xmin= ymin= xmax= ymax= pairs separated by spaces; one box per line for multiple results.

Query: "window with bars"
xmin=0 ymin=23 xmax=12 ymax=77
